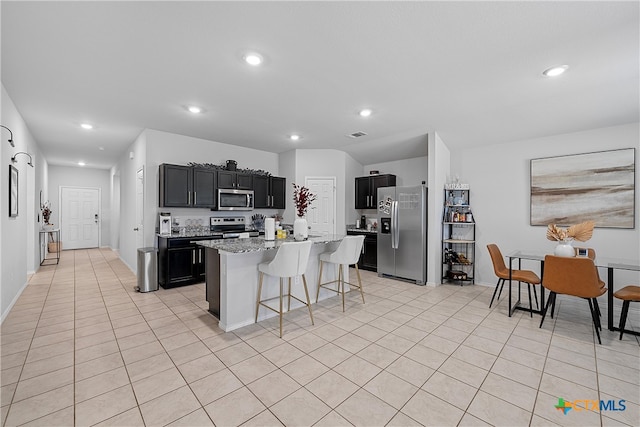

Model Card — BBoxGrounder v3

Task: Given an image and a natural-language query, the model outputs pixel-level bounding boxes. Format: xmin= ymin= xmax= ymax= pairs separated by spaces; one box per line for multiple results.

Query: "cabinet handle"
xmin=199 ymin=249 xmax=202 ymax=263
xmin=194 ymin=192 xmax=197 ymax=205
xmin=192 ymin=250 xmax=196 ymax=264
xmin=188 ymin=191 xmax=191 ymax=205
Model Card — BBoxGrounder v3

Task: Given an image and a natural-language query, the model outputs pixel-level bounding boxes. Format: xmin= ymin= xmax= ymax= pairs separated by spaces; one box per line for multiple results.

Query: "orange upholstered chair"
xmin=539 ymin=255 xmax=607 ymax=344
xmin=486 ymin=244 xmax=540 ymax=314
xmin=613 ymin=285 xmax=640 ymax=340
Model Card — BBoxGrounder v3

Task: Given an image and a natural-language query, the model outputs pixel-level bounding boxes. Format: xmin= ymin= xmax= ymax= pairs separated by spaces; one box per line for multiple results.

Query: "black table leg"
xmin=608 ymin=267 xmax=614 ymax=331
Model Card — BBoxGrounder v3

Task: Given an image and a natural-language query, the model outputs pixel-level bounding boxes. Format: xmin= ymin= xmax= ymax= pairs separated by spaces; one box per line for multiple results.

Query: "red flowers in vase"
xmin=292 ymin=184 xmax=317 ymax=217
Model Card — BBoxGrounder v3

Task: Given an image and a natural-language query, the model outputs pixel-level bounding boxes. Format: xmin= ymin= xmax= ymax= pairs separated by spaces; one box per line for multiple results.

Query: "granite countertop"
xmin=195 ymin=234 xmax=345 ymax=254
xmin=346 ymin=227 xmax=377 ymax=234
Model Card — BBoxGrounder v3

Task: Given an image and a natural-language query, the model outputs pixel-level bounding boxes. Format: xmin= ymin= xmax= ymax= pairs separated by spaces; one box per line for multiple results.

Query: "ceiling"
xmin=2 ymin=1 xmax=638 ymax=169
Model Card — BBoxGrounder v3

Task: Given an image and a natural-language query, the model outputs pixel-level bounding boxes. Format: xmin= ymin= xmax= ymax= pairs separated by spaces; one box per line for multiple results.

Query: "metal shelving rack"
xmin=442 ymin=186 xmax=475 ymax=284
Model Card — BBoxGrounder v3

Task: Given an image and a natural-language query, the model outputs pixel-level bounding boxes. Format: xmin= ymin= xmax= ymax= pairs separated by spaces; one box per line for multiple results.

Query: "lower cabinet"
xmin=158 ymin=236 xmax=207 ymax=288
xmin=347 ymin=231 xmax=377 ymax=272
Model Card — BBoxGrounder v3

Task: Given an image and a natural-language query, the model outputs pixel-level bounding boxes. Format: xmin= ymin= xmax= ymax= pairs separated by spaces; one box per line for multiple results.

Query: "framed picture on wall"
xmin=530 ymin=148 xmax=635 ymax=228
xmin=9 ymin=164 xmax=18 ymax=217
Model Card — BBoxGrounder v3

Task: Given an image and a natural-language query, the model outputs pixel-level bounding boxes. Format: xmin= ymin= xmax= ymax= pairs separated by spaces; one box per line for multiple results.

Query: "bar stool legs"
xmin=256 ymin=272 xmax=314 ymax=338
xmin=316 ymin=261 xmax=365 ymax=312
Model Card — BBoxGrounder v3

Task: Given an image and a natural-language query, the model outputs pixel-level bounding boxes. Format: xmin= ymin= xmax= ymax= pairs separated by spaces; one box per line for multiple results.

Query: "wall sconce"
xmin=11 ymin=152 xmax=34 ymax=167
xmin=1 ymin=125 xmax=14 ymax=147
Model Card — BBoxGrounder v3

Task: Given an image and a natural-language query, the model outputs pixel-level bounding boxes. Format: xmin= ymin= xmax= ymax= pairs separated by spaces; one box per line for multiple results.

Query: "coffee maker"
xmin=159 ymin=212 xmax=172 ymax=235
xmin=360 ymin=215 xmax=367 ymax=229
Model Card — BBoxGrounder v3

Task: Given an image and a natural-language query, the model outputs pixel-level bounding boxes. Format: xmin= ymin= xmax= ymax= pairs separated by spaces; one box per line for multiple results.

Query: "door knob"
xmin=133 ymin=227 xmax=139 ymax=231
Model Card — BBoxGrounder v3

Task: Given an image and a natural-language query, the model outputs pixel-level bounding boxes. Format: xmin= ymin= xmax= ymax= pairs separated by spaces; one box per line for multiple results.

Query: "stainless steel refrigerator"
xmin=377 ymin=185 xmax=427 ymax=285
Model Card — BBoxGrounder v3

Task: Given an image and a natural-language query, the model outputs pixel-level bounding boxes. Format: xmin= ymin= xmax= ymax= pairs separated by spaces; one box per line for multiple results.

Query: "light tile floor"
xmin=1 ymin=248 xmax=639 ymax=426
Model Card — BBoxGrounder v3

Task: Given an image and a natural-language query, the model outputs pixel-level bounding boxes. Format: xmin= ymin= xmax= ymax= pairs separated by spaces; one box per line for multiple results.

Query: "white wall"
xmin=364 ymin=156 xmax=429 ymax=187
xmin=429 ymin=132 xmax=450 ymax=286
xmin=48 ymin=165 xmax=111 ymax=248
xmin=344 ymin=153 xmax=363 ymax=226
xmin=1 ymin=84 xmax=48 ymax=320
xmin=292 ymin=149 xmax=352 ymax=233
xmin=455 ymin=122 xmax=640 ymax=287
xmin=117 ymin=129 xmax=281 ymax=273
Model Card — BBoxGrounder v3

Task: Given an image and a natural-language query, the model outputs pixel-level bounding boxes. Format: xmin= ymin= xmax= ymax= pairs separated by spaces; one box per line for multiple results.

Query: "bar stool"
xmin=613 ymin=285 xmax=640 ymax=340
xmin=256 ymin=241 xmax=314 ymax=338
xmin=316 ymin=235 xmax=365 ymax=311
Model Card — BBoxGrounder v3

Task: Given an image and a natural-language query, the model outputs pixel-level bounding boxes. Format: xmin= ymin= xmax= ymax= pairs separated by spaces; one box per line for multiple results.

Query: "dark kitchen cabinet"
xmin=355 ymin=174 xmax=396 ymax=209
xmin=158 ymin=236 xmax=207 ymax=288
xmin=217 ymin=170 xmax=252 ymax=190
xmin=159 ymin=164 xmax=216 ymax=208
xmin=253 ymin=176 xmax=286 ymax=209
xmin=347 ymin=230 xmax=377 ymax=272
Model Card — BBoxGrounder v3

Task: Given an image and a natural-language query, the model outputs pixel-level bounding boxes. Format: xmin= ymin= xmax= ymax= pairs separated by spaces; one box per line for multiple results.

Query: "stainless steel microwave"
xmin=217 ymin=188 xmax=254 ymax=211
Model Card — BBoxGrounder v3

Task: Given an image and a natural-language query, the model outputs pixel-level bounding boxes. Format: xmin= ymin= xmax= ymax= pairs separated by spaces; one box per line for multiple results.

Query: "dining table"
xmin=506 ymin=250 xmax=640 ymax=336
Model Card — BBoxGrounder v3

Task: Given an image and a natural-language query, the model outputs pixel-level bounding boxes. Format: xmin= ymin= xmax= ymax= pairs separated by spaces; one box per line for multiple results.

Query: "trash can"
xmin=136 ymin=247 xmax=158 ymax=292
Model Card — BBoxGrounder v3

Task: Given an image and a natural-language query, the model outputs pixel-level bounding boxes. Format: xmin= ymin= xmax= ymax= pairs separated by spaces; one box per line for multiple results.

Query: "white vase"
xmin=554 ymin=240 xmax=575 ymax=257
xmin=293 ymin=218 xmax=308 ymax=241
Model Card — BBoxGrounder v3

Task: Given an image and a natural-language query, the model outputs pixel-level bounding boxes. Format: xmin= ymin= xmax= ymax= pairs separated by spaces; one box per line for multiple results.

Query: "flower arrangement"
xmin=546 ymin=220 xmax=595 ymax=242
xmin=292 ymin=183 xmax=317 ymax=217
xmin=41 ymin=201 xmax=52 ymax=225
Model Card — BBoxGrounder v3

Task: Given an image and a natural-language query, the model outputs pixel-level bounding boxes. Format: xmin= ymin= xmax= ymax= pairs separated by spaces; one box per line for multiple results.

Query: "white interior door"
xmin=136 ymin=168 xmax=144 ymax=249
xmin=61 ymin=187 xmax=100 ymax=250
xmin=305 ymin=177 xmax=336 ymax=235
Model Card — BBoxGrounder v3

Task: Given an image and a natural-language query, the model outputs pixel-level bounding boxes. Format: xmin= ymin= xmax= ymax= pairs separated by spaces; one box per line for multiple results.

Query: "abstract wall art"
xmin=530 ymin=148 xmax=635 ymax=228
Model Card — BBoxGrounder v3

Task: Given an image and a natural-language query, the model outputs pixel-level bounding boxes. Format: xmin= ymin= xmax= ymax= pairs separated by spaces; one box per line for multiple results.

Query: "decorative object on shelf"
xmin=1 ymin=124 xmax=14 ymax=147
xmin=531 ymin=148 xmax=635 ymax=229
xmin=369 ymin=170 xmax=379 ymax=175
xmin=9 ymin=165 xmax=18 ymax=217
xmin=186 ymin=162 xmax=272 ymax=176
xmin=546 ymin=220 xmax=595 ymax=257
xmin=292 ymin=183 xmax=317 ymax=240
xmin=41 ymin=200 xmax=52 ymax=226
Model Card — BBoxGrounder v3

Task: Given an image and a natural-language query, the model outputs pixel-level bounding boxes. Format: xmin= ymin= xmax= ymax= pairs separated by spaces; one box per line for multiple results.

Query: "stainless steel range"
xmin=210 ymin=216 xmax=259 ymax=239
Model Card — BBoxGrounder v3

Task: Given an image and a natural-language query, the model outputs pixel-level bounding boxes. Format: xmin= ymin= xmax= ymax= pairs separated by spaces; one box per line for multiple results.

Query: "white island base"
xmin=201 ymin=237 xmax=348 ymax=332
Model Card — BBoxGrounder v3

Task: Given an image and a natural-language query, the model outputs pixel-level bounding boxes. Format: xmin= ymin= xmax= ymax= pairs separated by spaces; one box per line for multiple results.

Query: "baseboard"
xmin=1 ymin=279 xmax=29 ymax=324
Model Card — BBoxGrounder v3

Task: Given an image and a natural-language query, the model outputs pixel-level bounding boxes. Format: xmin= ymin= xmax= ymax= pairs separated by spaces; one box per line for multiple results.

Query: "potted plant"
xmin=292 ymin=184 xmax=317 ymax=240
xmin=546 ymin=220 xmax=595 ymax=257
xmin=41 ymin=201 xmax=60 ymax=252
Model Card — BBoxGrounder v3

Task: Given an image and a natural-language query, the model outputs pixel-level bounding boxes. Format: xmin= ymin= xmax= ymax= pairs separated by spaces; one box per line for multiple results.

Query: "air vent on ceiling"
xmin=347 ymin=131 xmax=368 ymax=138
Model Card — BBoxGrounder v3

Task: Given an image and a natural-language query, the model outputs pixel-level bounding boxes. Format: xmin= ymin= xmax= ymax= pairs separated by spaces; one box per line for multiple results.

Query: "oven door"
xmin=217 ymin=189 xmax=254 ymax=211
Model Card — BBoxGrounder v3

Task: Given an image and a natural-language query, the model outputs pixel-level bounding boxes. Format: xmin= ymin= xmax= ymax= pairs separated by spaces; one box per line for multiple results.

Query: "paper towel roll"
xmin=264 ymin=218 xmax=275 ymax=241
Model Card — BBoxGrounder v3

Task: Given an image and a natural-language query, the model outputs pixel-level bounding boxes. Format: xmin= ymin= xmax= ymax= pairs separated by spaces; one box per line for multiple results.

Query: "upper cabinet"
xmin=159 ymin=163 xmax=285 ymax=210
xmin=253 ymin=176 xmax=286 ymax=209
xmin=216 ymin=170 xmax=252 ymax=190
xmin=355 ymin=174 xmax=396 ymax=209
xmin=159 ymin=164 xmax=216 ymax=208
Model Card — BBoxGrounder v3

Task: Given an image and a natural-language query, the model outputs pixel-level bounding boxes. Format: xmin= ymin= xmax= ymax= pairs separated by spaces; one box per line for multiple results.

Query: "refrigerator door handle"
xmin=391 ymin=200 xmax=399 ymax=249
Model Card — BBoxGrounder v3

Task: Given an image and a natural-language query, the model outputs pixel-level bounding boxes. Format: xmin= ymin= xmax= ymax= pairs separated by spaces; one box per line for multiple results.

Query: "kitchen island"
xmin=196 ymin=235 xmax=346 ymax=332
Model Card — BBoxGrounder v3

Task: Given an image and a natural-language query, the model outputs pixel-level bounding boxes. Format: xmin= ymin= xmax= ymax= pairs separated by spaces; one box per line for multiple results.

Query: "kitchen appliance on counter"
xmin=377 ymin=185 xmax=427 ymax=285
xmin=217 ymin=188 xmax=254 ymax=211
xmin=360 ymin=215 xmax=367 ymax=229
xmin=159 ymin=212 xmax=172 ymax=235
xmin=210 ymin=216 xmax=259 ymax=239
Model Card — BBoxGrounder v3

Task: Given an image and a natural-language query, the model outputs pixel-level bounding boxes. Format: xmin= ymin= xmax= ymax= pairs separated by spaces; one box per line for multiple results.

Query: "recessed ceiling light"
xmin=187 ymin=106 xmax=203 ymax=114
xmin=543 ymin=65 xmax=569 ymax=77
xmin=244 ymin=53 xmax=263 ymax=66
xmin=80 ymin=123 xmax=93 ymax=130
xmin=289 ymin=134 xmax=301 ymax=141
xmin=78 ymin=161 xmax=86 ymax=166
xmin=98 ymin=146 xmax=105 ymax=151
xmin=359 ymin=109 xmax=372 ymax=117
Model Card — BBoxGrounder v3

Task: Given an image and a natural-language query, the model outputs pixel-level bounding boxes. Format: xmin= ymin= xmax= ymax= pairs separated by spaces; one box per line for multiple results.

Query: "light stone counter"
xmin=196 ymin=235 xmax=347 ymax=332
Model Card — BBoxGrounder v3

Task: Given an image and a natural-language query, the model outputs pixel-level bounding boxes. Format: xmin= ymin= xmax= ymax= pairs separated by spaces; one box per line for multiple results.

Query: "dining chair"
xmin=256 ymin=240 xmax=314 ymax=338
xmin=316 ymin=235 xmax=365 ymax=311
xmin=539 ymin=255 xmax=607 ymax=344
xmin=613 ymin=285 xmax=640 ymax=340
xmin=486 ymin=244 xmax=540 ymax=315
xmin=572 ymin=247 xmax=605 ymax=319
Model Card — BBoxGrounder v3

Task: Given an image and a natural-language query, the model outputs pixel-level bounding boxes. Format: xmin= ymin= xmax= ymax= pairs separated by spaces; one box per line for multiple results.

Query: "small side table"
xmin=40 ymin=228 xmax=60 ymax=265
